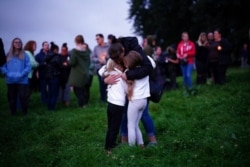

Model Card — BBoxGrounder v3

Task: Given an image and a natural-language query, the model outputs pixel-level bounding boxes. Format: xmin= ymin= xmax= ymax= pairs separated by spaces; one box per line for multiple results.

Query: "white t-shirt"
xmin=130 ymin=75 xmax=150 ymax=100
xmin=98 ymin=65 xmax=127 ymax=106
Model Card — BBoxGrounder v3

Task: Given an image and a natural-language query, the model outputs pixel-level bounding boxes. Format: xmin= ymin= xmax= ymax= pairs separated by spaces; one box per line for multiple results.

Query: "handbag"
xmin=148 ymin=80 xmax=163 ymax=103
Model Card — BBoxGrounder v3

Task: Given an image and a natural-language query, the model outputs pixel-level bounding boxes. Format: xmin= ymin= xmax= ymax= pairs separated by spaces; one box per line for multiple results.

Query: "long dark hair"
xmin=108 ymin=42 xmax=124 ymax=60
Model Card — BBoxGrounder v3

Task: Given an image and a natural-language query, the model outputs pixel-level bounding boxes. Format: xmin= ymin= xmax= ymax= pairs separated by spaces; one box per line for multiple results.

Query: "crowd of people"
xmin=0 ymin=29 xmax=249 ymax=154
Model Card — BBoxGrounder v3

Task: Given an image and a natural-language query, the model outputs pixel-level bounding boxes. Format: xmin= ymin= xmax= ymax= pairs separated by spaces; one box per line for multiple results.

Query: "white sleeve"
xmin=98 ymin=65 xmax=107 ymax=77
xmin=147 ymin=55 xmax=156 ymax=69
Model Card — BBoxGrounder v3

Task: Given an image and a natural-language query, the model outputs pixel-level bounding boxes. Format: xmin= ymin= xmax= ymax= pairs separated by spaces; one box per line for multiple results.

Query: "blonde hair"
xmin=127 ymin=80 xmax=134 ymax=101
xmin=7 ymin=37 xmax=25 ymax=62
xmin=197 ymin=32 xmax=208 ymax=46
xmin=103 ymin=59 xmax=124 ymax=76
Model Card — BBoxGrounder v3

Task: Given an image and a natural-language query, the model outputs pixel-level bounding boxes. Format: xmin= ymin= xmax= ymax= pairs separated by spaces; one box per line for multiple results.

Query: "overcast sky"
xmin=0 ymin=0 xmax=139 ymax=54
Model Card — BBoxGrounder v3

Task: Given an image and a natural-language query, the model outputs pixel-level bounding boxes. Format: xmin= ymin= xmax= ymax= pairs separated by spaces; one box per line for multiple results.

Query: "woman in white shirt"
xmin=98 ymin=59 xmax=127 ymax=154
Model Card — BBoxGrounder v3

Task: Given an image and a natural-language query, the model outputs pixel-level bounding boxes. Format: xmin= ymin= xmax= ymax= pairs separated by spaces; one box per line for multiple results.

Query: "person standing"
xmin=44 ymin=42 xmax=61 ymax=111
xmin=24 ymin=40 xmax=38 ymax=96
xmin=195 ymin=32 xmax=209 ymax=85
xmin=208 ymin=29 xmax=232 ymax=84
xmin=58 ymin=43 xmax=71 ymax=106
xmin=240 ymin=43 xmax=249 ymax=68
xmin=68 ymin=35 xmax=90 ymax=108
xmin=206 ymin=32 xmax=214 ymax=83
xmin=92 ymin=33 xmax=109 ymax=103
xmin=83 ymin=43 xmax=94 ymax=106
xmin=164 ymin=45 xmax=179 ymax=90
xmin=35 ymin=41 xmax=50 ymax=105
xmin=1 ymin=38 xmax=31 ymax=115
xmin=98 ymin=58 xmax=127 ymax=154
xmin=176 ymin=32 xmax=196 ymax=89
xmin=153 ymin=46 xmax=167 ymax=88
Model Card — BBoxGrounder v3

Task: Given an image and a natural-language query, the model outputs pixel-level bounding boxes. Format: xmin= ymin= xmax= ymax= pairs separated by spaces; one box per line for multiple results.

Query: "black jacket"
xmin=59 ymin=54 xmax=71 ymax=88
xmin=208 ymin=38 xmax=232 ymax=65
xmin=218 ymin=38 xmax=232 ymax=65
xmin=195 ymin=43 xmax=209 ymax=63
xmin=119 ymin=37 xmax=153 ymax=80
xmin=44 ymin=53 xmax=62 ymax=79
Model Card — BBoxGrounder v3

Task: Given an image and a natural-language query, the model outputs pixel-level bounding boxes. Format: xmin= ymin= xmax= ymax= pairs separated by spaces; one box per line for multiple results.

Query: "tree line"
xmin=128 ymin=0 xmax=250 ymax=62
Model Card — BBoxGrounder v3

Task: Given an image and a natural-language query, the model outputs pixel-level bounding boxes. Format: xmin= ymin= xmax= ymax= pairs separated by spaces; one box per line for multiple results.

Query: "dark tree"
xmin=128 ymin=0 xmax=250 ymax=60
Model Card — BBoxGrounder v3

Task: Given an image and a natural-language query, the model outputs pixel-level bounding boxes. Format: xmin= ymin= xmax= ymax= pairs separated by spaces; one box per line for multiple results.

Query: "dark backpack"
xmin=148 ymin=79 xmax=163 ymax=103
xmin=147 ymin=56 xmax=164 ymax=103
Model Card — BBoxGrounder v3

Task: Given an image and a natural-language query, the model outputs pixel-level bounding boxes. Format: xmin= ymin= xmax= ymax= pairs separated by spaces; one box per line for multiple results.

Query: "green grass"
xmin=0 ymin=68 xmax=249 ymax=167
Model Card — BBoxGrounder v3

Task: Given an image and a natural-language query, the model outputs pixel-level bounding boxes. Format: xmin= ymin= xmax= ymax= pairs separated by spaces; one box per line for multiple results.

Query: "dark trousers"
xmin=7 ymin=84 xmax=29 ymax=115
xmin=97 ymin=70 xmax=107 ymax=102
xmin=210 ymin=62 xmax=219 ymax=84
xmin=196 ymin=60 xmax=208 ymax=84
xmin=84 ymin=75 xmax=93 ymax=105
xmin=210 ymin=62 xmax=228 ymax=85
xmin=166 ymin=67 xmax=177 ymax=90
xmin=73 ymin=87 xmax=85 ymax=107
xmin=47 ymin=78 xmax=59 ymax=110
xmin=169 ymin=71 xmax=177 ymax=89
xmin=39 ymin=78 xmax=48 ymax=104
xmin=105 ymin=102 xmax=124 ymax=150
xmin=218 ymin=64 xmax=228 ymax=84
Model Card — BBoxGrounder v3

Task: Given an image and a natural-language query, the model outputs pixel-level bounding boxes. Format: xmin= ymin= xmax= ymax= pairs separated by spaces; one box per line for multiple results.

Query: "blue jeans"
xmin=180 ymin=63 xmax=193 ymax=88
xmin=120 ymin=100 xmax=155 ymax=137
xmin=47 ymin=78 xmax=59 ymax=110
xmin=58 ymin=83 xmax=70 ymax=102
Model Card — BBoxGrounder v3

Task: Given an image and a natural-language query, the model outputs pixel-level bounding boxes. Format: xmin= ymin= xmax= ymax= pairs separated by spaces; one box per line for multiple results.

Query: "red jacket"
xmin=177 ymin=40 xmax=196 ymax=64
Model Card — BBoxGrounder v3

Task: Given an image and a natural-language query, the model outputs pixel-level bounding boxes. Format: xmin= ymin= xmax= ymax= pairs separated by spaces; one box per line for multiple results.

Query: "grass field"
xmin=0 ymin=67 xmax=249 ymax=167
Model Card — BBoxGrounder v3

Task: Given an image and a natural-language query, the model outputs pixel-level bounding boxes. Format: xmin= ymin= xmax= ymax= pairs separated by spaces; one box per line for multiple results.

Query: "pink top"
xmin=177 ymin=40 xmax=196 ymax=64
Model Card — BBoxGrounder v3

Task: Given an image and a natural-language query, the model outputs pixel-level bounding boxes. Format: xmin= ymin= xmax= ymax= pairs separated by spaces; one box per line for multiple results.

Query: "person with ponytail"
xmin=58 ymin=43 xmax=71 ymax=106
xmin=68 ymin=35 xmax=90 ymax=108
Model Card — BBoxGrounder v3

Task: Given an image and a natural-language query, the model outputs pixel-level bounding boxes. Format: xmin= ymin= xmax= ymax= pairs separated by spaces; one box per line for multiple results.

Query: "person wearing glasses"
xmin=1 ymin=38 xmax=31 ymax=115
xmin=92 ymin=33 xmax=109 ymax=103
